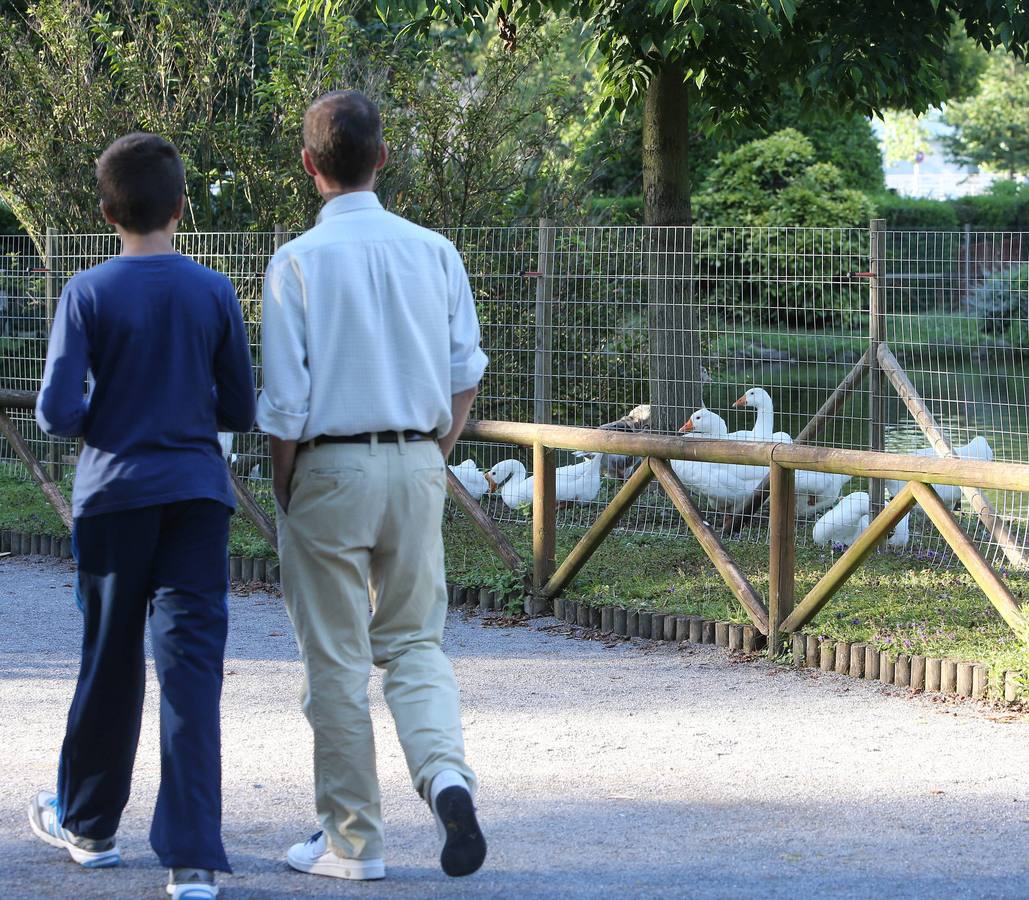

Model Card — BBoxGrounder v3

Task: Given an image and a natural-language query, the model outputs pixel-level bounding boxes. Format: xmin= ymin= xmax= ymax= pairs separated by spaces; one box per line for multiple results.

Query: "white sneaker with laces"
xmin=286 ymin=831 xmax=385 ymax=880
xmin=27 ymin=790 xmax=121 ymax=868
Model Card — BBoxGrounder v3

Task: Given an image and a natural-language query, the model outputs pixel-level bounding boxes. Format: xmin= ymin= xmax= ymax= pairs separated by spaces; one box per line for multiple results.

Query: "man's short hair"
xmin=96 ymin=133 xmax=185 ymax=234
xmin=303 ymin=91 xmax=383 ymax=188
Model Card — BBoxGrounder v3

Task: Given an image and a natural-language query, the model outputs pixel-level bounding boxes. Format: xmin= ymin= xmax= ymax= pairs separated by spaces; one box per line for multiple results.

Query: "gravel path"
xmin=2 ymin=555 xmax=1028 ymax=899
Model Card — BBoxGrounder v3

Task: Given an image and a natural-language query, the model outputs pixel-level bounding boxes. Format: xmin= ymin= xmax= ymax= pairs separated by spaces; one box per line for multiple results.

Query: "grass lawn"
xmin=4 ymin=468 xmax=1027 ymax=685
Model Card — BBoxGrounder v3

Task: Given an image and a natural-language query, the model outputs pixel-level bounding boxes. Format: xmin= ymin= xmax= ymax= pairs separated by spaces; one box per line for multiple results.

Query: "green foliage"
xmin=694 ymin=130 xmax=875 ymax=226
xmin=943 ymin=50 xmax=1029 ymax=178
xmin=872 ymin=181 xmax=1029 ymax=231
xmin=954 ymin=180 xmax=1029 ymax=230
xmin=692 ymin=130 xmax=874 ymax=326
xmin=963 ymin=263 xmax=1029 ymax=347
xmin=394 ymin=26 xmax=587 ymax=227
xmin=881 ymin=110 xmax=932 ymax=167
xmin=573 ymin=91 xmax=884 ymax=214
xmin=0 ymin=202 xmax=22 ymax=235
xmin=870 ymin=193 xmax=960 ymax=229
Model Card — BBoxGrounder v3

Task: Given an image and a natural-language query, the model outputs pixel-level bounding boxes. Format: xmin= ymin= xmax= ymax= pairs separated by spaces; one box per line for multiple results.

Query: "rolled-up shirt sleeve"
xmin=447 ymin=248 xmax=488 ymax=393
xmin=256 ymin=252 xmax=310 ymax=440
xmin=36 ymin=286 xmax=90 ymax=438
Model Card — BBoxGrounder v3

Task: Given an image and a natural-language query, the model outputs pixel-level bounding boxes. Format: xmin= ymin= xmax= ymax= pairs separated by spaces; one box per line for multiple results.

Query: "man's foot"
xmin=27 ymin=790 xmax=121 ymax=868
xmin=430 ymin=772 xmax=486 ymax=877
xmin=286 ymin=831 xmax=385 ymax=881
xmin=167 ymin=869 xmax=218 ymax=899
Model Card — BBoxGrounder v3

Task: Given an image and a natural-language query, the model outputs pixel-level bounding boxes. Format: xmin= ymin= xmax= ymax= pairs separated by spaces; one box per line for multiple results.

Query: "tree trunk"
xmin=643 ymin=62 xmax=703 ymax=433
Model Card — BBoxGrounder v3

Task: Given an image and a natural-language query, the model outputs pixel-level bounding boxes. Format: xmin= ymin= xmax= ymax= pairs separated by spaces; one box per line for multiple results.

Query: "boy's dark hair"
xmin=96 ymin=133 xmax=185 ymax=234
xmin=303 ymin=91 xmax=383 ymax=188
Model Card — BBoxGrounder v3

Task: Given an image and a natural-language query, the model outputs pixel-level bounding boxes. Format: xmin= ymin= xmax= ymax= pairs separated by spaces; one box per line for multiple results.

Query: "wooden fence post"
xmin=531 ymin=441 xmax=556 ymax=612
xmin=767 ymin=460 xmax=796 ymax=657
xmin=868 ymin=218 xmax=886 ymax=521
xmin=273 ymin=223 xmax=286 ymax=252
xmin=534 ymin=219 xmax=555 ymax=425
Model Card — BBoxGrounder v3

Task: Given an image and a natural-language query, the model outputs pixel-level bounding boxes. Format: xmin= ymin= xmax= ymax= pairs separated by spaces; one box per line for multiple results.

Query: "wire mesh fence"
xmin=1 ymin=223 xmax=1027 ymax=569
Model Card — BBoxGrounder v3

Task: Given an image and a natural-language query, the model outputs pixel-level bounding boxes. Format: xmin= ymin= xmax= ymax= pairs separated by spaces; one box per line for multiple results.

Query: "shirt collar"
xmin=316 ymin=191 xmax=383 ymax=223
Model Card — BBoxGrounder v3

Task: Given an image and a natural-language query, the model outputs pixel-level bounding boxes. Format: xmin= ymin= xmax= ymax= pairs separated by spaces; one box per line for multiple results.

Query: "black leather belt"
xmin=302 ymin=430 xmax=436 ymax=450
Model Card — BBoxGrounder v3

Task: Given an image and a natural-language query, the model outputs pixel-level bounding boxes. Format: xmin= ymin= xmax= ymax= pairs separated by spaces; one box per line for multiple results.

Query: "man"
xmin=257 ymin=90 xmax=488 ymax=882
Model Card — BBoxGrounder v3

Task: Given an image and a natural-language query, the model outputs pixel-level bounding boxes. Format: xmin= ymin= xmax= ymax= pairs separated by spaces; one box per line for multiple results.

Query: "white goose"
xmin=732 ymin=387 xmax=793 ymax=443
xmin=487 ymin=452 xmax=603 ymax=510
xmin=671 ymin=409 xmax=767 ymax=510
xmin=684 ymin=408 xmax=847 ymax=515
xmin=448 ymin=459 xmax=490 ymax=500
xmin=887 ymin=513 xmax=910 ymax=550
xmin=678 ymin=408 xmax=770 ymax=483
xmin=885 ymin=435 xmax=993 ymax=509
xmin=794 ymin=470 xmax=852 ymax=517
xmin=812 ymin=492 xmax=870 ymax=547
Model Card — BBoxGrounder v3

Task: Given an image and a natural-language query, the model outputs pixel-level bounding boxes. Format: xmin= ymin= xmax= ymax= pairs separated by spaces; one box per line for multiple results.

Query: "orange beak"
xmin=733 ymin=394 xmax=747 ymax=408
xmin=485 ymin=472 xmax=498 ymax=492
xmin=678 ymin=420 xmax=694 ymax=433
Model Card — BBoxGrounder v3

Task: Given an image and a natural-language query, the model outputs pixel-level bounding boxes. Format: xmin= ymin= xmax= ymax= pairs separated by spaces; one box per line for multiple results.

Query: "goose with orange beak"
xmin=731 ymin=387 xmax=792 ymax=443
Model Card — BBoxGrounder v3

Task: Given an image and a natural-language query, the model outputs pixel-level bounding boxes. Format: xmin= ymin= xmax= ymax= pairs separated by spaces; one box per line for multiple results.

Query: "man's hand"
xmin=439 ymin=386 xmax=478 ymax=458
xmin=270 ymin=436 xmax=299 ymax=515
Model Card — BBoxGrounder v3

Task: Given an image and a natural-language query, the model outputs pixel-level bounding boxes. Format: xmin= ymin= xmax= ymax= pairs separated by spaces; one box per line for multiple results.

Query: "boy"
xmin=30 ymin=132 xmax=255 ymax=899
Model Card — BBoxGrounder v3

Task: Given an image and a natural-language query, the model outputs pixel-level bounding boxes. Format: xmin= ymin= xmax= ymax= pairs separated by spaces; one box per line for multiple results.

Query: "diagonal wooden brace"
xmin=781 ymin=484 xmax=918 ymax=634
xmin=0 ymin=407 xmax=72 ymax=529
xmin=446 ymin=468 xmax=523 ymax=575
xmin=910 ymin=481 xmax=1028 ymax=636
xmin=650 ymin=458 xmax=770 ymax=634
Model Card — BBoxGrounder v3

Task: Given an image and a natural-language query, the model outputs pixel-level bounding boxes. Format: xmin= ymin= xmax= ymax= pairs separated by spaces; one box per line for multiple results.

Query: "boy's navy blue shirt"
xmin=36 ymin=253 xmax=256 ymax=518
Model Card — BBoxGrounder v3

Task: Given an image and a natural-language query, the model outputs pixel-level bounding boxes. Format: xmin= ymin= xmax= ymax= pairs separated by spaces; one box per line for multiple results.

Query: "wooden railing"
xmin=449 ymin=420 xmax=1029 ymax=656
xmin=4 ymin=388 xmax=1029 ymax=657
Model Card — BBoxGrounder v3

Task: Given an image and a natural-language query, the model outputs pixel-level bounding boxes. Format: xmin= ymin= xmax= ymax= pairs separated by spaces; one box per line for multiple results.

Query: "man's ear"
xmin=171 ymin=193 xmax=185 ymax=222
xmin=301 ymin=147 xmax=319 ymax=178
xmin=99 ymin=199 xmax=118 ymax=226
xmin=375 ymin=141 xmax=389 ymax=172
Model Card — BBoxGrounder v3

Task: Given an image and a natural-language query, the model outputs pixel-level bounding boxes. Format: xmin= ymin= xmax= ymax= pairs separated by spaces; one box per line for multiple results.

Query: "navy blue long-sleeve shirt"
xmin=36 ymin=253 xmax=256 ymax=518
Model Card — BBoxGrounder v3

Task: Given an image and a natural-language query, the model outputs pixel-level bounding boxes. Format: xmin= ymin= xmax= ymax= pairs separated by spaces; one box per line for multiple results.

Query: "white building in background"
xmin=871 ymin=108 xmax=998 ymax=199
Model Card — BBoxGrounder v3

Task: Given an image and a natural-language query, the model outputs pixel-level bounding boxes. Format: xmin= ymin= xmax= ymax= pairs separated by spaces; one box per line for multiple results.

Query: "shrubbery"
xmin=963 ymin=263 xmax=1029 ymax=347
xmin=692 ymin=129 xmax=874 ymax=326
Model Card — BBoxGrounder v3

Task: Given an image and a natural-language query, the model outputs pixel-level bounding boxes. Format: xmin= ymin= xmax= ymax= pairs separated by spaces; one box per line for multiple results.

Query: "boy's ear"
xmin=301 ymin=147 xmax=319 ymax=178
xmin=99 ymin=199 xmax=118 ymax=226
xmin=171 ymin=193 xmax=185 ymax=222
xmin=375 ymin=141 xmax=389 ymax=173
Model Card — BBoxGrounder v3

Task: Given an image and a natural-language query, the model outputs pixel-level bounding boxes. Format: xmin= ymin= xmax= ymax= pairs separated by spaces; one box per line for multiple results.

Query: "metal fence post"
xmin=533 ymin=218 xmax=555 ymax=425
xmin=44 ymin=227 xmax=61 ymax=480
xmin=867 ymin=218 xmax=886 ymax=520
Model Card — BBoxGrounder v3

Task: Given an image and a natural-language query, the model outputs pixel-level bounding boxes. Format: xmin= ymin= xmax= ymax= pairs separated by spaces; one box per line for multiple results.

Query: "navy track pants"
xmin=57 ymin=499 xmax=232 ymax=872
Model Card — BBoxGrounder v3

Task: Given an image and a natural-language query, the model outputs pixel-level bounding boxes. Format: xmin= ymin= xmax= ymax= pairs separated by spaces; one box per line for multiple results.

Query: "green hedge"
xmin=873 ymin=181 xmax=1029 ymax=231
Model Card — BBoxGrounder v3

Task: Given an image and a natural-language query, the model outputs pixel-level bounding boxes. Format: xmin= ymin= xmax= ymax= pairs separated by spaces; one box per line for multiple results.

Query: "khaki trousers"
xmin=278 ymin=438 xmax=476 ymax=861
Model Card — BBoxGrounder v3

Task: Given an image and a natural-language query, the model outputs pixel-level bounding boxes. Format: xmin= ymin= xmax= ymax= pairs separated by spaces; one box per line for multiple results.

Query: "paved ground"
xmin=1 ymin=555 xmax=1028 ymax=899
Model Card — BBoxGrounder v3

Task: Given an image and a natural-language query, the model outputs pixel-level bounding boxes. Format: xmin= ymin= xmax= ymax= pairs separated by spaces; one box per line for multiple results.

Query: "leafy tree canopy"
xmin=943 ymin=49 xmax=1029 ymax=178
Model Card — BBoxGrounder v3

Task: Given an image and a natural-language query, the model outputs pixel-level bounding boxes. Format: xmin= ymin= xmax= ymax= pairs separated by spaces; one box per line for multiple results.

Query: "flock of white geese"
xmin=449 ymin=387 xmax=995 ymax=550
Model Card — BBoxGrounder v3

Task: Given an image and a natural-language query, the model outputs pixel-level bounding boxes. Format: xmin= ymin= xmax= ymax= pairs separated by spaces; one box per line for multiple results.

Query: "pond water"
xmin=704 ymin=353 xmax=1029 ymax=557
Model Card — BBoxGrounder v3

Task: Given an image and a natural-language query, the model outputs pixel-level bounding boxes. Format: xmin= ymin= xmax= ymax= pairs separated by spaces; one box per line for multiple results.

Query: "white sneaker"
xmin=429 ymin=771 xmax=487 ymax=877
xmin=286 ymin=831 xmax=384 ymax=881
xmin=166 ymin=868 xmax=218 ymax=898
xmin=28 ymin=790 xmax=121 ymax=868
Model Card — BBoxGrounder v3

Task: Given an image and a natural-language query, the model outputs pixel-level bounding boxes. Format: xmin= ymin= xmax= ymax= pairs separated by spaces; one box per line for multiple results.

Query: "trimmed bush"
xmin=693 ymin=129 xmax=874 ymax=326
xmin=871 ymin=193 xmax=960 ymax=229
